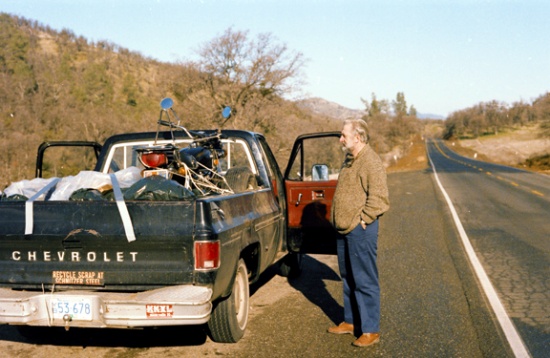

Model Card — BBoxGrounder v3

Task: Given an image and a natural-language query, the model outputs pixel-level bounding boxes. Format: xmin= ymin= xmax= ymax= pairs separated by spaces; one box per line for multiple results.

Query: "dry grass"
xmin=386 ymin=124 xmax=550 ymax=175
xmin=386 ymin=135 xmax=428 ymax=173
xmin=449 ymin=124 xmax=550 ymax=175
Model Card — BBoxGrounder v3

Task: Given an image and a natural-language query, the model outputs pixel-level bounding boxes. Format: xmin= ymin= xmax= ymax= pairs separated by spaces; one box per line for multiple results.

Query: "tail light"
xmin=140 ymin=152 xmax=167 ymax=168
xmin=194 ymin=241 xmax=220 ymax=270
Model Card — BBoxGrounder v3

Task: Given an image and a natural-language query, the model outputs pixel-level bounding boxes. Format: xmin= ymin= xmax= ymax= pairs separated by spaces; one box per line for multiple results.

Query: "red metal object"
xmin=141 ymin=152 xmax=167 ymax=168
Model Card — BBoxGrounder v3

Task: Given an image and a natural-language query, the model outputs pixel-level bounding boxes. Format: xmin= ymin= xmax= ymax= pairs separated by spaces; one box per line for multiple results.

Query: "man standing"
xmin=328 ymin=119 xmax=390 ymax=347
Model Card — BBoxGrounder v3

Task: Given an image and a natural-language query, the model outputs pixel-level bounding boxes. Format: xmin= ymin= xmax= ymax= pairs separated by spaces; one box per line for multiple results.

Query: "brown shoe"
xmin=327 ymin=322 xmax=354 ymax=335
xmin=352 ymin=333 xmax=380 ymax=347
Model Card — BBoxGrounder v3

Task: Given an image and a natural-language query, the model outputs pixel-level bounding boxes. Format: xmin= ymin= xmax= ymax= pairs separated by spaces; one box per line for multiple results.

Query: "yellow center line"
xmin=431 ymin=139 xmax=544 ymax=199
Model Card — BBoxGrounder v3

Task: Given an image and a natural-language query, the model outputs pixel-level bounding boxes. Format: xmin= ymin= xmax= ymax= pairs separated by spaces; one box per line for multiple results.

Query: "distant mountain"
xmin=297 ymin=97 xmax=445 ymax=120
xmin=296 ymin=97 xmax=365 ymax=120
xmin=417 ymin=112 xmax=445 ymax=120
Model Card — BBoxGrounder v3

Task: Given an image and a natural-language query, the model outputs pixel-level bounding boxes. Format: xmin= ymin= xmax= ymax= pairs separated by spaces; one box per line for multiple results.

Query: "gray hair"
xmin=344 ymin=119 xmax=369 ymax=143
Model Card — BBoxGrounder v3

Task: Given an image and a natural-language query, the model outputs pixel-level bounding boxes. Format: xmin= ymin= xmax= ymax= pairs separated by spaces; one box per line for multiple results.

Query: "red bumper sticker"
xmin=146 ymin=304 xmax=174 ymax=318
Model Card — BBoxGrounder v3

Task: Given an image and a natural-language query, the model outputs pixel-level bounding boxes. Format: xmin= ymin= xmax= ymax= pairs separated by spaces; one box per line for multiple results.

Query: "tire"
xmin=225 ymin=166 xmax=256 ymax=193
xmin=207 ymin=259 xmax=250 ymax=343
xmin=279 ymin=252 xmax=303 ymax=278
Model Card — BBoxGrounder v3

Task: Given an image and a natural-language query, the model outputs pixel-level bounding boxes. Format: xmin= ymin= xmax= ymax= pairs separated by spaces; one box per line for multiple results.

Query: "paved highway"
xmin=427 ymin=138 xmax=550 ymax=358
xmin=0 ymin=140 xmax=547 ymax=357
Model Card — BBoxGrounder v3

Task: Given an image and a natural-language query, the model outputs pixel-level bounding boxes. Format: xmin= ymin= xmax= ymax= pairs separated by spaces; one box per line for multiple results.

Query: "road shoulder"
xmin=380 ymin=170 xmax=511 ymax=357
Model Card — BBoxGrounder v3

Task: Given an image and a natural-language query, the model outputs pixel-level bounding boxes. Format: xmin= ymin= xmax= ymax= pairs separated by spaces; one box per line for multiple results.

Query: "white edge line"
xmin=427 ymin=139 xmax=531 ymax=358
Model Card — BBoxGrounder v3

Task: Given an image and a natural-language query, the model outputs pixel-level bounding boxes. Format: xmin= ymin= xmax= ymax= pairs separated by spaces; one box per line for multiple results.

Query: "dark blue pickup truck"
xmin=0 ymin=101 xmax=343 ymax=343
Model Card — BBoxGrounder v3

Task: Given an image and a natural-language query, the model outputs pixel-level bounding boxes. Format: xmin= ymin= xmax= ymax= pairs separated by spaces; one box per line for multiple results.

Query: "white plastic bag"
xmin=3 ymin=177 xmax=59 ymax=200
xmin=49 ymin=167 xmax=142 ymax=200
xmin=2 ymin=167 xmax=142 ymax=201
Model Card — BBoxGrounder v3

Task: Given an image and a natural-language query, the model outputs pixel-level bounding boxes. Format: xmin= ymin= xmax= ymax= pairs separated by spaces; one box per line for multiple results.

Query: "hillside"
xmin=0 ymin=14 xmax=344 ymax=187
xmin=0 ymin=13 xmax=428 ymax=188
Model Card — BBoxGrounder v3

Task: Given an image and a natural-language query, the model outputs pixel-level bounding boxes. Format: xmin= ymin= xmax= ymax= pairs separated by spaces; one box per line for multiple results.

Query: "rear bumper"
xmin=0 ymin=285 xmax=212 ymax=329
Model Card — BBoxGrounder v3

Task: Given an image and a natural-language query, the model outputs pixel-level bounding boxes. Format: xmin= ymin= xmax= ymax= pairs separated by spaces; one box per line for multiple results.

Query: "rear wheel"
xmin=207 ymin=259 xmax=250 ymax=343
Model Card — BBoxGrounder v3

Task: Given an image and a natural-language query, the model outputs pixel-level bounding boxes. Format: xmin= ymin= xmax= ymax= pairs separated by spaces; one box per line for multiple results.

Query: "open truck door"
xmin=36 ymin=141 xmax=102 ymax=178
xmin=284 ymin=132 xmax=342 ymax=260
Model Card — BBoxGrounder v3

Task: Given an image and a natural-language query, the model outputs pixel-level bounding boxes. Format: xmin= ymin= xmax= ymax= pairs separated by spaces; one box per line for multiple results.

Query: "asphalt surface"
xmin=427 ymin=139 xmax=550 ymax=358
xmin=0 ymin=160 xmax=522 ymax=357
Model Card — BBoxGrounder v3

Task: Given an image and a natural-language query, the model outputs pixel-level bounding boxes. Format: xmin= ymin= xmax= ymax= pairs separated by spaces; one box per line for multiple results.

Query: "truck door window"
xmin=288 ymin=137 xmax=343 ymax=181
xmin=40 ymin=146 xmax=99 ymax=178
xmin=219 ymin=140 xmax=256 ymax=174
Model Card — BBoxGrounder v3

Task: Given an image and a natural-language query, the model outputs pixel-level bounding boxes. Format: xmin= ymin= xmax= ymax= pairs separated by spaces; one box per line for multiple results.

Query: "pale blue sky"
xmin=2 ymin=0 xmax=549 ymax=117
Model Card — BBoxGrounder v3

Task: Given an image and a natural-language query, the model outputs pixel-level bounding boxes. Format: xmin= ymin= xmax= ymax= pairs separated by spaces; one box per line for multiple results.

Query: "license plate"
xmin=51 ymin=298 xmax=93 ymax=321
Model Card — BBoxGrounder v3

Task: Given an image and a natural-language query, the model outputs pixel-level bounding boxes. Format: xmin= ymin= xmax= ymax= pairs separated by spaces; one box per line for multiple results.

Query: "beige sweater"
xmin=331 ymin=144 xmax=390 ymax=235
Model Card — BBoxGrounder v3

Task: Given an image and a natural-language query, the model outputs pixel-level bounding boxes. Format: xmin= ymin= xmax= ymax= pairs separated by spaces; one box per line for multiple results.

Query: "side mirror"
xmin=222 ymin=106 xmax=232 ymax=119
xmin=160 ymin=97 xmax=174 ymax=110
xmin=311 ymin=164 xmax=329 ymax=181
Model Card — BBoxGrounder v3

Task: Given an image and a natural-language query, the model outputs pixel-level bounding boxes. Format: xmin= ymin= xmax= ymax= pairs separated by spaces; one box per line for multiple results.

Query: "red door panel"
xmin=285 ymin=180 xmax=337 ymax=229
xmin=284 ymin=132 xmax=342 ymax=254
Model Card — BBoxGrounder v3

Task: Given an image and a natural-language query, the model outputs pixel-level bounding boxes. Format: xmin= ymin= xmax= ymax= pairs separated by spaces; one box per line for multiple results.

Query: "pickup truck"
xmin=0 ymin=100 xmax=343 ymax=343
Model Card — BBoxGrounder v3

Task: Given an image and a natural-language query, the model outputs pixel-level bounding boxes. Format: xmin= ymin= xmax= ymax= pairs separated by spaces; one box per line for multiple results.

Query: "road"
xmin=0 ymin=140 xmax=547 ymax=357
xmin=426 ymin=139 xmax=550 ymax=358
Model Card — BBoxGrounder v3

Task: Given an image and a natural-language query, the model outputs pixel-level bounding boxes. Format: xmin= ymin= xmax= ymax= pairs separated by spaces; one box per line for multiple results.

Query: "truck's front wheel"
xmin=207 ymin=259 xmax=249 ymax=343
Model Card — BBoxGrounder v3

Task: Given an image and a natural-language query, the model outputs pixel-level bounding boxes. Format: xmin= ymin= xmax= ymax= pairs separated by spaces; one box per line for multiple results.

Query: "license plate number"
xmin=51 ymin=298 xmax=93 ymax=321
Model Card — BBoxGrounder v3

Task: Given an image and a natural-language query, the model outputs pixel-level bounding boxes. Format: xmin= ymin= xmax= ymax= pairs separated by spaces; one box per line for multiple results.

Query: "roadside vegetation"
xmin=0 ymin=13 xmax=425 ymax=188
xmin=443 ymin=95 xmax=550 ymax=140
xmin=442 ymin=94 xmax=550 ymax=172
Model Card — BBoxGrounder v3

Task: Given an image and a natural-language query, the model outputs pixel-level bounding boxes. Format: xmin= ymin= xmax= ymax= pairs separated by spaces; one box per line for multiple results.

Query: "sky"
xmin=2 ymin=0 xmax=549 ymax=117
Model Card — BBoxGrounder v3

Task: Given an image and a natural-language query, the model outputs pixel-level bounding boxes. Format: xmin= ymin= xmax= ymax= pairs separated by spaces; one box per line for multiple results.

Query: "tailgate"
xmin=0 ymin=200 xmax=196 ymax=290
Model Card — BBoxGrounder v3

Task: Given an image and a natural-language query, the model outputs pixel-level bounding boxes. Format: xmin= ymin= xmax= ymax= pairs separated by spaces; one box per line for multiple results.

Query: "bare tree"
xmin=192 ymin=28 xmax=306 ymax=129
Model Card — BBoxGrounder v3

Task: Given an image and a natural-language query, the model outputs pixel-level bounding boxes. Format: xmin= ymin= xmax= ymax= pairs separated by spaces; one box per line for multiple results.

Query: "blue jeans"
xmin=336 ymin=220 xmax=380 ymax=333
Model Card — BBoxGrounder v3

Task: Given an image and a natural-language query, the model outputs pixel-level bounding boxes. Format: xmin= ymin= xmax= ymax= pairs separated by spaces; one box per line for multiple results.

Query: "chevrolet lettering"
xmin=11 ymin=251 xmax=138 ymax=262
